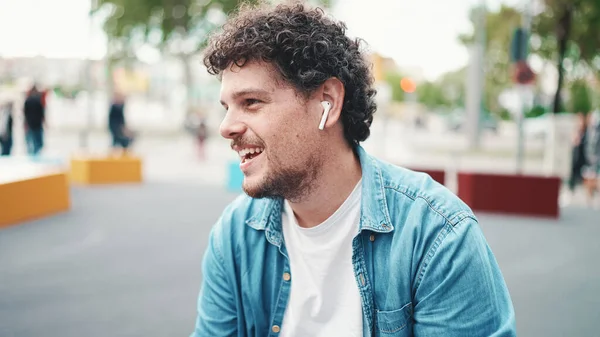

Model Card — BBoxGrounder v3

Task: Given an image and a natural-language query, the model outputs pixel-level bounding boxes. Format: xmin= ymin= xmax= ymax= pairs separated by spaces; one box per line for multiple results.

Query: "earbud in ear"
xmin=318 ymin=101 xmax=331 ymax=130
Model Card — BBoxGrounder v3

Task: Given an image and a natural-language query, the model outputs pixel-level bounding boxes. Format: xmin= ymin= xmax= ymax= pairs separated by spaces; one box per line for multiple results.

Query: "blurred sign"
xmin=513 ymin=61 xmax=536 ymax=85
xmin=113 ymin=68 xmax=149 ymax=94
xmin=510 ymin=28 xmax=529 ymax=63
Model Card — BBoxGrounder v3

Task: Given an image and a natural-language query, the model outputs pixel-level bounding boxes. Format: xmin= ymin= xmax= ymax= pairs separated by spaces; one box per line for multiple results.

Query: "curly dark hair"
xmin=203 ymin=1 xmax=377 ymax=146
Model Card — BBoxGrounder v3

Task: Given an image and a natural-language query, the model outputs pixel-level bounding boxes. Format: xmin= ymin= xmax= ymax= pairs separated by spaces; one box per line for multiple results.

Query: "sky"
xmin=0 ymin=0 xmax=524 ymax=80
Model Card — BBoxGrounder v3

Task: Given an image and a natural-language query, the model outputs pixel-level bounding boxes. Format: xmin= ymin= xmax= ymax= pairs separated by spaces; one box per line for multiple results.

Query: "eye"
xmin=244 ymin=98 xmax=262 ymax=107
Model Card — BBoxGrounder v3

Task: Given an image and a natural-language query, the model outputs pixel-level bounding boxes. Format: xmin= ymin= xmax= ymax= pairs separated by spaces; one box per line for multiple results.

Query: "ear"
xmin=320 ymin=77 xmax=345 ymax=129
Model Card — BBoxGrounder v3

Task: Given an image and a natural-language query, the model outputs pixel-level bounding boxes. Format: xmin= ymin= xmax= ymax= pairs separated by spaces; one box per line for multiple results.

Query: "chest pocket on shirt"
xmin=376 ymin=302 xmax=413 ymax=336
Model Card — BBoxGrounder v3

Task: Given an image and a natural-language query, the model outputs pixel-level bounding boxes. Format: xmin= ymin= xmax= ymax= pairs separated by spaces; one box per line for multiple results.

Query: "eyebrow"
xmin=220 ymin=89 xmax=272 ymax=106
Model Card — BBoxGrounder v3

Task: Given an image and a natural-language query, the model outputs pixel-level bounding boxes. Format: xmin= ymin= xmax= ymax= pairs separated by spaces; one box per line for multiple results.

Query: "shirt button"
xmin=282 ymin=272 xmax=291 ymax=281
xmin=369 ymin=234 xmax=375 ymax=242
xmin=272 ymin=325 xmax=281 ymax=333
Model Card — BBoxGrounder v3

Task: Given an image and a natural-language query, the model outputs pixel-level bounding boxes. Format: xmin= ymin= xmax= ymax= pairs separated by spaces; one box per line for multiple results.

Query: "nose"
xmin=220 ymin=111 xmax=247 ymax=140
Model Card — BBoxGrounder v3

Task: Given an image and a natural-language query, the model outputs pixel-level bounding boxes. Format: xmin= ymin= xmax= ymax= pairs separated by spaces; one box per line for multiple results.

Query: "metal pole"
xmin=516 ymin=87 xmax=526 ymax=173
xmin=478 ymin=0 xmax=486 ymax=144
xmin=466 ymin=2 xmax=486 ymax=150
xmin=516 ymin=0 xmax=532 ymax=174
xmin=80 ymin=0 xmax=95 ymax=150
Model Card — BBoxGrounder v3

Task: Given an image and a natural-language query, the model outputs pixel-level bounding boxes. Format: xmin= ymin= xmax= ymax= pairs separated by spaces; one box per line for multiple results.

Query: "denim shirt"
xmin=192 ymin=146 xmax=516 ymax=337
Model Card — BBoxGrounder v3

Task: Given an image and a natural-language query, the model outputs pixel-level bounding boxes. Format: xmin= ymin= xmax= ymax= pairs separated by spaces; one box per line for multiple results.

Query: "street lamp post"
xmin=80 ymin=0 xmax=96 ymax=150
xmin=466 ymin=1 xmax=486 ymax=150
xmin=516 ymin=0 xmax=533 ymax=174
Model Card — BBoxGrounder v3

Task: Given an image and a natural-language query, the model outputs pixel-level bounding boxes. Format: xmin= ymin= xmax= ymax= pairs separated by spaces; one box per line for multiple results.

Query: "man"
xmin=23 ymin=86 xmax=45 ymax=156
xmin=184 ymin=111 xmax=209 ymax=160
xmin=108 ymin=93 xmax=134 ymax=154
xmin=584 ymin=110 xmax=600 ymax=207
xmin=0 ymin=98 xmax=13 ymax=156
xmin=192 ymin=2 xmax=516 ymax=336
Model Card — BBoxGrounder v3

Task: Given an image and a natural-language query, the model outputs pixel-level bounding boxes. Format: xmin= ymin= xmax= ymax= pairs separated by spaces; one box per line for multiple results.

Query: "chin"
xmin=242 ymin=175 xmax=267 ymax=198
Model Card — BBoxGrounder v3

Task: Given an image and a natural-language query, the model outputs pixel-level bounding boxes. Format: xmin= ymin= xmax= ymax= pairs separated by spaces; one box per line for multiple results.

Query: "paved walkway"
xmin=0 ymin=182 xmax=598 ymax=337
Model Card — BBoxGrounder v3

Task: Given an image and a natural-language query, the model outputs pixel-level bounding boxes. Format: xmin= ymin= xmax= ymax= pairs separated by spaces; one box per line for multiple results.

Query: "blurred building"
xmin=0 ymin=56 xmax=107 ymax=90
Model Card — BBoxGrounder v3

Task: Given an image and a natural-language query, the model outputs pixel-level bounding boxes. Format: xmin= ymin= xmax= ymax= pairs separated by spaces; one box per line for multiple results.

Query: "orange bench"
xmin=70 ymin=155 xmax=143 ymax=184
xmin=0 ymin=168 xmax=70 ymax=228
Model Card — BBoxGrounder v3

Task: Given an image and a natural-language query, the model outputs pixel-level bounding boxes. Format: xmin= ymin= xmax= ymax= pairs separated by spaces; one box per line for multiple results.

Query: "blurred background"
xmin=0 ymin=0 xmax=599 ymax=336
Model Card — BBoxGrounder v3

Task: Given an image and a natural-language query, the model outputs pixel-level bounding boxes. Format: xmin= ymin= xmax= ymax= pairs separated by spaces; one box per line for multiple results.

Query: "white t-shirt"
xmin=280 ymin=180 xmax=363 ymax=337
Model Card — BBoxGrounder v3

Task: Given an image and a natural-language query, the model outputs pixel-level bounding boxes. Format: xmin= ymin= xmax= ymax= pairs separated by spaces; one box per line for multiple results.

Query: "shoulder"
xmin=374 ymin=157 xmax=475 ymax=228
xmin=372 ymin=158 xmax=487 ymax=285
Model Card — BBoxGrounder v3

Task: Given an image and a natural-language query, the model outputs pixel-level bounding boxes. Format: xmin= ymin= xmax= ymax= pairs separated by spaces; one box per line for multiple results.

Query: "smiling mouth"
xmin=238 ymin=147 xmax=264 ymax=164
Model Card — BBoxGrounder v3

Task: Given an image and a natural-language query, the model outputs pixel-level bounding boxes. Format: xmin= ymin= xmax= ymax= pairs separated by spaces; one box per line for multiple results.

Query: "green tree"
xmin=384 ymin=72 xmax=405 ymax=103
xmin=569 ymin=79 xmax=592 ymax=113
xmin=93 ymin=0 xmax=331 ymax=113
xmin=413 ymin=67 xmax=465 ymax=110
xmin=94 ymin=0 xmax=260 ymax=113
xmin=532 ymin=0 xmax=600 ymax=113
xmin=460 ymin=5 xmax=523 ymax=114
xmin=438 ymin=67 xmax=466 ymax=108
xmin=417 ymin=82 xmax=448 ymax=109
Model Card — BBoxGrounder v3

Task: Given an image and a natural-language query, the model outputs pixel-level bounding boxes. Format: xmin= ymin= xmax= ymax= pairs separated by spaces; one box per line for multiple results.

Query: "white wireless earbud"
xmin=318 ymin=101 xmax=331 ymax=130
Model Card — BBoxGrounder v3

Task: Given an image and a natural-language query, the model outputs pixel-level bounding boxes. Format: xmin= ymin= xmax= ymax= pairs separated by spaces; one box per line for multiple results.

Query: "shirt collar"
xmin=245 ymin=145 xmax=393 ymax=234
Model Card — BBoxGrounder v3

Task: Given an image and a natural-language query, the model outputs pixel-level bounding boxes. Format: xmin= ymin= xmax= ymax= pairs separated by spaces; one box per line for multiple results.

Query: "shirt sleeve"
xmin=190 ymin=223 xmax=238 ymax=337
xmin=412 ymin=217 xmax=516 ymax=337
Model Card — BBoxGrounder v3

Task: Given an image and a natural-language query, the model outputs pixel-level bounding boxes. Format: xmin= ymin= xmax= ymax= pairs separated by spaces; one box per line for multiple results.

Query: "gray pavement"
xmin=479 ymin=209 xmax=600 ymax=337
xmin=1 ymin=182 xmax=599 ymax=336
xmin=0 ymin=183 xmax=237 ymax=337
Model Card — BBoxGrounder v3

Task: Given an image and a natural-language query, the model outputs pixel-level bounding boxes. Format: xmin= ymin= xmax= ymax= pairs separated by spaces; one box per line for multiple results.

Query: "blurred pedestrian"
xmin=0 ymin=99 xmax=14 ymax=156
xmin=583 ymin=111 xmax=600 ymax=207
xmin=23 ymin=85 xmax=46 ymax=156
xmin=196 ymin=118 xmax=208 ymax=160
xmin=108 ymin=93 xmax=135 ymax=155
xmin=568 ymin=112 xmax=589 ymax=194
xmin=184 ymin=111 xmax=209 ymax=160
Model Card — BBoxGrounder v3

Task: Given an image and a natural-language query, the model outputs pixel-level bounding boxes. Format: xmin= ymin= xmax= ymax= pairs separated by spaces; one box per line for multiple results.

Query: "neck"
xmin=287 ymin=146 xmax=362 ymax=228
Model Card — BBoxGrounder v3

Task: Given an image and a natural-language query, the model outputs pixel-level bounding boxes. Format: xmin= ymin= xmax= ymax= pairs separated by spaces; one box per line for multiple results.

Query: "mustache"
xmin=231 ymin=137 xmax=265 ymax=150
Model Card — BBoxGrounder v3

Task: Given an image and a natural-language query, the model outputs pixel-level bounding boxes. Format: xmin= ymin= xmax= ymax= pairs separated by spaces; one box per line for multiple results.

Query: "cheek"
xmin=261 ymin=104 xmax=317 ymax=152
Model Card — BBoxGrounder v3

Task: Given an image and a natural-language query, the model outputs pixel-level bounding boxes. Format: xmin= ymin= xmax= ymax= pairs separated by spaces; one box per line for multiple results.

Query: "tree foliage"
xmin=532 ymin=0 xmax=600 ymax=112
xmin=417 ymin=82 xmax=448 ymax=109
xmin=460 ymin=5 xmax=522 ymax=114
xmin=569 ymin=79 xmax=592 ymax=113
xmin=460 ymin=1 xmax=600 ymax=114
xmin=94 ymin=0 xmax=332 ymax=59
xmin=384 ymin=72 xmax=405 ymax=103
xmin=92 ymin=0 xmax=331 ymax=112
xmin=533 ymin=0 xmax=600 ymax=68
xmin=94 ymin=0 xmax=258 ymax=59
xmin=416 ymin=68 xmax=466 ymax=110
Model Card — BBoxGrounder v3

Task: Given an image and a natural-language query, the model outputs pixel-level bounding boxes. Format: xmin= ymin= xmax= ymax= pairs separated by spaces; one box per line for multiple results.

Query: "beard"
xmin=243 ymin=151 xmax=322 ymax=202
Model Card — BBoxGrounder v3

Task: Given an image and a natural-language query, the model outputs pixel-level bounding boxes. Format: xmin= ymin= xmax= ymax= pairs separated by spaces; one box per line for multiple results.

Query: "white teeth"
xmin=238 ymin=148 xmax=264 ymax=158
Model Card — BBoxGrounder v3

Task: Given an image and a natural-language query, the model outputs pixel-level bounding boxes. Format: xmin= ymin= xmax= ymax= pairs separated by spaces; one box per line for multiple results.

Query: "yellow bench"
xmin=70 ymin=155 xmax=143 ymax=184
xmin=0 ymin=170 xmax=70 ymax=228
